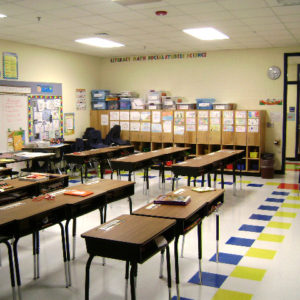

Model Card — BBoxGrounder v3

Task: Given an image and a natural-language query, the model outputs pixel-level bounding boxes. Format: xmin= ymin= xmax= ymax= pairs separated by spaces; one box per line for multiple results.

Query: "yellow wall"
xmin=0 ymin=39 xmax=102 ymax=139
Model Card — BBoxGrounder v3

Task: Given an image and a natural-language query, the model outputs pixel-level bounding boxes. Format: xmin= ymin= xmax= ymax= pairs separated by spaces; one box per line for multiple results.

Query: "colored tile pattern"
xmin=212 ymin=289 xmax=253 ymax=300
xmin=278 ymin=183 xmax=299 ymax=190
xmin=257 ymin=233 xmax=285 ymax=243
xmin=265 ymin=198 xmax=284 ymax=203
xmin=239 ymin=224 xmax=264 ymax=233
xmin=230 ymin=266 xmax=266 ymax=281
xmin=267 ymin=221 xmax=291 ymax=229
xmin=246 ymin=248 xmax=277 ymax=259
xmin=272 ymin=191 xmax=289 ymax=196
xmin=281 ymin=203 xmax=300 ymax=209
xmin=249 ymin=214 xmax=272 ymax=221
xmin=226 ymin=237 xmax=255 ymax=247
xmin=265 ymin=182 xmax=281 ymax=186
xmin=247 ymin=184 xmax=263 ymax=187
xmin=210 ymin=252 xmax=243 ymax=265
xmin=189 ymin=271 xmax=227 ymax=288
xmin=286 ymin=196 xmax=300 ymax=201
xmin=258 ymin=205 xmax=279 ymax=211
xmin=274 ymin=211 xmax=297 ymax=218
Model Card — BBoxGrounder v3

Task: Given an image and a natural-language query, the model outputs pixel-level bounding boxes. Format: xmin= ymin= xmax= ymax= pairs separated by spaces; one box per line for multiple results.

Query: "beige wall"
xmin=0 ymin=39 xmax=102 ymax=140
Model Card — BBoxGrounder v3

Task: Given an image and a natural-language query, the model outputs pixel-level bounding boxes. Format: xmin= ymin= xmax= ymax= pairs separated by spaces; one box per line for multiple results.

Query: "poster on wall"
xmin=76 ymin=89 xmax=87 ymax=110
xmin=3 ymin=52 xmax=18 ymax=79
xmin=64 ymin=113 xmax=75 ymax=135
xmin=7 ymin=129 xmax=25 ymax=151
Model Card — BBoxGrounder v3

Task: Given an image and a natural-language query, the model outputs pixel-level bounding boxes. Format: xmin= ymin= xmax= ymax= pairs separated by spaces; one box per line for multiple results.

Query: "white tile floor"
xmin=0 ymin=168 xmax=299 ymax=300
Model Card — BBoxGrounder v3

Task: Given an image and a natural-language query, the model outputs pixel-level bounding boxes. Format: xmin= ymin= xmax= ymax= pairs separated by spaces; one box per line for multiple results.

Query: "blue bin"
xmin=107 ymin=100 xmax=120 ymax=110
xmin=196 ymin=98 xmax=215 ymax=110
xmin=91 ymin=89 xmax=110 ymax=100
xmin=120 ymin=99 xmax=131 ymax=110
xmin=91 ymin=100 xmax=106 ymax=110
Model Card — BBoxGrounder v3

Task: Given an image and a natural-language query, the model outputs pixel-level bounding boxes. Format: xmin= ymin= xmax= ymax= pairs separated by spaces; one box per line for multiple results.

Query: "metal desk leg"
xmin=72 ymin=218 xmax=77 ymax=260
xmin=214 ymin=172 xmax=217 ymax=189
xmin=187 ymin=176 xmax=191 ymax=186
xmin=12 ymin=238 xmax=22 ymax=300
xmin=240 ymin=161 xmax=242 ymax=190
xmin=159 ymin=248 xmax=165 ymax=278
xmin=194 ymin=177 xmax=197 ymax=187
xmin=32 ymin=232 xmax=37 ymax=280
xmin=125 ymin=261 xmax=129 ymax=300
xmin=60 ymin=222 xmax=70 ymax=287
xmin=216 ymin=211 xmax=220 ymax=263
xmin=166 ymin=245 xmax=172 ymax=300
xmin=181 ymin=235 xmax=185 ymax=258
xmin=36 ymin=231 xmax=40 ymax=279
xmin=128 ymin=197 xmax=133 ymax=215
xmin=85 ymin=255 xmax=94 ymax=300
xmin=162 ymin=163 xmax=165 ymax=191
xmin=207 ymin=172 xmax=211 ymax=187
xmin=201 ymin=174 xmax=205 ymax=187
xmin=172 ymin=176 xmax=175 ymax=191
xmin=130 ymin=262 xmax=137 ymax=300
xmin=174 ymin=236 xmax=180 ymax=300
xmin=233 ymin=162 xmax=236 ymax=196
xmin=0 ymin=247 xmax=2 ymax=267
xmin=221 ymin=166 xmax=224 ymax=189
xmin=198 ymin=222 xmax=203 ymax=285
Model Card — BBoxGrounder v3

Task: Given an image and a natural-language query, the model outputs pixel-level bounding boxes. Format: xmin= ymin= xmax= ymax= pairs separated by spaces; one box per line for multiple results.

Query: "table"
xmin=171 ymin=149 xmax=244 ymax=191
xmin=133 ymin=187 xmax=224 ymax=300
xmin=64 ymin=145 xmax=134 ymax=183
xmin=81 ymin=214 xmax=176 ymax=300
xmin=110 ymin=147 xmax=190 ymax=191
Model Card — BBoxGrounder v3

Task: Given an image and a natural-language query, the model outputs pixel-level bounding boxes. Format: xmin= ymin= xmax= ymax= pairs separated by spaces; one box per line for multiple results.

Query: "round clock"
xmin=267 ymin=66 xmax=281 ymax=80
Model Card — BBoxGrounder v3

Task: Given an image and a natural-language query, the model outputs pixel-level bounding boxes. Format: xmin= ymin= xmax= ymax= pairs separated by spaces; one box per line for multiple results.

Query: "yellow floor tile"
xmin=212 ymin=289 xmax=253 ymax=300
xmin=258 ymin=233 xmax=285 ymax=242
xmin=230 ymin=266 xmax=266 ymax=281
xmin=281 ymin=203 xmax=300 ymax=209
xmin=286 ymin=196 xmax=300 ymax=201
xmin=267 ymin=221 xmax=291 ymax=229
xmin=246 ymin=247 xmax=276 ymax=259
xmin=265 ymin=182 xmax=280 ymax=186
xmin=275 ymin=211 xmax=297 ymax=218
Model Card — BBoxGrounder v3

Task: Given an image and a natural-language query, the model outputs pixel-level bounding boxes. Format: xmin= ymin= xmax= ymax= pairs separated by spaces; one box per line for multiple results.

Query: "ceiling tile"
xmin=231 ymin=8 xmax=276 ymax=18
xmin=241 ymin=16 xmax=282 ymax=25
xmin=176 ymin=2 xmax=225 ymax=14
xmin=219 ymin=0 xmax=268 ymax=10
xmin=16 ymin=0 xmax=68 ymax=10
xmin=272 ymin=4 xmax=300 ymax=15
xmin=79 ymin=1 xmax=128 ymax=14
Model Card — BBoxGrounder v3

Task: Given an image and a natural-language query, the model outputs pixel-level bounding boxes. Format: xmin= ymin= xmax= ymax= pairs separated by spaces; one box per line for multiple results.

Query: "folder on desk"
xmin=154 ymin=194 xmax=191 ymax=206
xmin=64 ymin=190 xmax=94 ymax=197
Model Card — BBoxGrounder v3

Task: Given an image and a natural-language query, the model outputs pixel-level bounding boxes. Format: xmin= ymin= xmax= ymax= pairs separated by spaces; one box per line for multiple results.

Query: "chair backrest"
xmin=71 ymin=138 xmax=84 ymax=152
xmin=111 ymin=125 xmax=121 ymax=139
xmin=83 ymin=127 xmax=95 ymax=139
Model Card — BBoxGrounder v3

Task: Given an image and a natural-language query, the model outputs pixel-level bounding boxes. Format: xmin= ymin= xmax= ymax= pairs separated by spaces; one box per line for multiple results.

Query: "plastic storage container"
xmin=196 ymin=98 xmax=215 ymax=110
xmin=131 ymin=98 xmax=145 ymax=109
xmin=120 ymin=99 xmax=131 ymax=110
xmin=106 ymin=100 xmax=120 ymax=110
xmin=261 ymin=153 xmax=274 ymax=179
xmin=176 ymin=103 xmax=196 ymax=110
xmin=147 ymin=104 xmax=162 ymax=110
xmin=91 ymin=90 xmax=110 ymax=100
xmin=91 ymin=99 xmax=106 ymax=110
xmin=213 ymin=103 xmax=236 ymax=110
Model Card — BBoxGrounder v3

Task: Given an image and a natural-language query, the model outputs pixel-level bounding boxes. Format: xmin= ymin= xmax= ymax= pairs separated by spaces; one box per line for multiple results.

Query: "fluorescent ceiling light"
xmin=183 ymin=27 xmax=229 ymax=41
xmin=0 ymin=14 xmax=7 ymax=18
xmin=112 ymin=0 xmax=162 ymax=6
xmin=75 ymin=37 xmax=124 ymax=48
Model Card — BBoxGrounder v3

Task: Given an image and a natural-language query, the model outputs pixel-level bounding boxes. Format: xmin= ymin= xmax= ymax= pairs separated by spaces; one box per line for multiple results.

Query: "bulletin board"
xmin=28 ymin=95 xmax=63 ymax=141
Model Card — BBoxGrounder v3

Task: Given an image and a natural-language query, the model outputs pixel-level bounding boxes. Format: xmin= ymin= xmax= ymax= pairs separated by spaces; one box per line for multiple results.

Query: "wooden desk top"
xmin=172 ymin=149 xmax=244 ymax=169
xmin=82 ymin=214 xmax=175 ymax=246
xmin=111 ymin=147 xmax=190 ymax=164
xmin=64 ymin=145 xmax=133 ymax=158
xmin=22 ymin=144 xmax=69 ymax=151
xmin=133 ymin=187 xmax=224 ymax=220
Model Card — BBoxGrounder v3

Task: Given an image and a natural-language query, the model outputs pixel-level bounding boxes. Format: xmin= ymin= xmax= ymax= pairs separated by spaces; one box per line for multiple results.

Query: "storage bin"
xmin=131 ymin=98 xmax=145 ymax=109
xmin=197 ymin=102 xmax=213 ymax=110
xmin=106 ymin=100 xmax=120 ymax=110
xmin=213 ymin=103 xmax=236 ymax=110
xmin=91 ymin=100 xmax=107 ymax=110
xmin=147 ymin=104 xmax=162 ymax=110
xmin=176 ymin=103 xmax=196 ymax=110
xmin=163 ymin=105 xmax=176 ymax=110
xmin=120 ymin=99 xmax=131 ymax=110
xmin=162 ymin=97 xmax=177 ymax=109
xmin=147 ymin=91 xmax=164 ymax=102
xmin=250 ymin=152 xmax=258 ymax=158
xmin=91 ymin=89 xmax=110 ymax=99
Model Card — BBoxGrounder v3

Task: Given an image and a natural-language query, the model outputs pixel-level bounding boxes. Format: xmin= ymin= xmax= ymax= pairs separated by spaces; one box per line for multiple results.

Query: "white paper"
xmin=186 ymin=118 xmax=196 ymax=125
xmin=223 ymin=111 xmax=233 ymax=118
xmin=34 ymin=123 xmax=43 ymax=134
xmin=174 ymin=125 xmax=184 ymax=135
xmin=130 ymin=111 xmax=140 ymax=121
xmin=35 ymin=112 xmax=43 ymax=122
xmin=198 ymin=111 xmax=209 ymax=118
xmin=223 ymin=118 xmax=234 ymax=125
xmin=235 ymin=111 xmax=247 ymax=118
xmin=198 ymin=125 xmax=208 ymax=131
xmin=46 ymin=100 xmax=55 ymax=110
xmin=236 ymin=125 xmax=246 ymax=132
xmin=152 ymin=111 xmax=161 ymax=123
xmin=130 ymin=122 xmax=140 ymax=131
xmin=235 ymin=118 xmax=246 ymax=125
xmin=120 ymin=111 xmax=129 ymax=121
xmin=37 ymin=100 xmax=45 ymax=112
xmin=186 ymin=111 xmax=196 ymax=118
xmin=53 ymin=119 xmax=60 ymax=130
xmin=110 ymin=121 xmax=119 ymax=128
xmin=151 ymin=123 xmax=162 ymax=133
xmin=141 ymin=111 xmax=151 ymax=121
xmin=210 ymin=111 xmax=221 ymax=118
xmin=163 ymin=121 xmax=172 ymax=133
xmin=120 ymin=121 xmax=129 ymax=131
xmin=248 ymin=118 xmax=259 ymax=125
xmin=110 ymin=111 xmax=120 ymax=121
xmin=54 ymin=99 xmax=61 ymax=107
xmin=66 ymin=118 xmax=73 ymax=130
xmin=248 ymin=125 xmax=259 ymax=132
xmin=101 ymin=114 xmax=108 ymax=126
xmin=210 ymin=118 xmax=220 ymax=125
xmin=186 ymin=124 xmax=196 ymax=132
xmin=141 ymin=122 xmax=151 ymax=132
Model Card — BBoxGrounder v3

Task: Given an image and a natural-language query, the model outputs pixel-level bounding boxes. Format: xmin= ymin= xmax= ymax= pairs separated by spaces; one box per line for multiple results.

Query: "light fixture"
xmin=112 ymin=0 xmax=162 ymax=6
xmin=75 ymin=37 xmax=124 ymax=48
xmin=0 ymin=13 xmax=7 ymax=18
xmin=155 ymin=10 xmax=167 ymax=16
xmin=183 ymin=27 xmax=229 ymax=41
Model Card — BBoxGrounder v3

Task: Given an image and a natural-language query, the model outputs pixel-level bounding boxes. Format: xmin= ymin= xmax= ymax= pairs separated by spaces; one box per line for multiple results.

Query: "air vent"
xmin=276 ymin=0 xmax=300 ymax=5
xmin=112 ymin=0 xmax=162 ymax=6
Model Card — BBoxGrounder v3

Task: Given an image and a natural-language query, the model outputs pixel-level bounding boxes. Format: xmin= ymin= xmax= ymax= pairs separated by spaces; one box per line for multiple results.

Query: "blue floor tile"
xmin=188 ymin=271 xmax=227 ymax=288
xmin=250 ymin=214 xmax=273 ymax=221
xmin=239 ymin=224 xmax=264 ymax=233
xmin=218 ymin=181 xmax=233 ymax=185
xmin=258 ymin=205 xmax=279 ymax=211
xmin=69 ymin=179 xmax=80 ymax=183
xmin=265 ymin=198 xmax=284 ymax=203
xmin=272 ymin=191 xmax=289 ymax=196
xmin=172 ymin=297 xmax=193 ymax=300
xmin=210 ymin=252 xmax=243 ymax=265
xmin=226 ymin=237 xmax=255 ymax=247
xmin=247 ymin=183 xmax=264 ymax=187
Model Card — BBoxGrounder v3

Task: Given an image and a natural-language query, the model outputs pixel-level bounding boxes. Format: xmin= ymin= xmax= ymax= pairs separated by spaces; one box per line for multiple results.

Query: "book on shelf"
xmin=19 ymin=173 xmax=49 ymax=181
xmin=63 ymin=190 xmax=94 ymax=197
xmin=154 ymin=194 xmax=191 ymax=206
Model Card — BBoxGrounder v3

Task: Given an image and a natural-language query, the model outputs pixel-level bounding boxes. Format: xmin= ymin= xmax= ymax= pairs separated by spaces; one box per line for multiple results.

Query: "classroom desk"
xmin=0 ymin=174 xmax=69 ymax=206
xmin=133 ymin=187 xmax=224 ymax=300
xmin=82 ymin=214 xmax=176 ymax=300
xmin=110 ymin=147 xmax=190 ymax=191
xmin=171 ymin=149 xmax=244 ymax=191
xmin=64 ymin=145 xmax=134 ymax=183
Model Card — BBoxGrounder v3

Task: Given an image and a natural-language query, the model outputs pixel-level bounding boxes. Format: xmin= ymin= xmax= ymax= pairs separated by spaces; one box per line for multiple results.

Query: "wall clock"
xmin=267 ymin=66 xmax=281 ymax=80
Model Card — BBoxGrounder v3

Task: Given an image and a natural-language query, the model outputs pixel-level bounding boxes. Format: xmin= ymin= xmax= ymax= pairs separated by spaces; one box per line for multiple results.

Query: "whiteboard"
xmin=0 ymin=94 xmax=28 ymax=152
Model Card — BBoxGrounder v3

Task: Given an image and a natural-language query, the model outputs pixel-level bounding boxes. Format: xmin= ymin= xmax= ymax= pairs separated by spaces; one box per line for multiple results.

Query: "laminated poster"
xmin=248 ymin=125 xmax=259 ymax=133
xmin=110 ymin=111 xmax=120 ymax=121
xmin=175 ymin=111 xmax=184 ymax=120
xmin=210 ymin=111 xmax=221 ymax=118
xmin=101 ymin=114 xmax=108 ymax=126
xmin=120 ymin=121 xmax=129 ymax=131
xmin=120 ymin=111 xmax=129 ymax=121
xmin=186 ymin=124 xmax=196 ymax=132
xmin=235 ymin=118 xmax=246 ymax=125
xmin=210 ymin=118 xmax=220 ymax=125
xmin=199 ymin=118 xmax=208 ymax=125
xmin=130 ymin=122 xmax=140 ymax=132
xmin=223 ymin=118 xmax=234 ymax=125
xmin=141 ymin=111 xmax=151 ymax=121
xmin=186 ymin=118 xmax=196 ymax=125
xmin=223 ymin=111 xmax=233 ymax=118
xmin=248 ymin=111 xmax=259 ymax=118
xmin=174 ymin=125 xmax=184 ymax=135
xmin=223 ymin=125 xmax=234 ymax=132
xmin=162 ymin=111 xmax=173 ymax=121
xmin=141 ymin=122 xmax=151 ymax=132
xmin=130 ymin=111 xmax=140 ymax=121
xmin=236 ymin=125 xmax=246 ymax=133
xmin=198 ymin=125 xmax=208 ymax=131
xmin=163 ymin=121 xmax=172 ymax=133
xmin=186 ymin=111 xmax=196 ymax=119
xmin=110 ymin=121 xmax=119 ymax=129
xmin=198 ymin=111 xmax=209 ymax=118
xmin=151 ymin=123 xmax=162 ymax=133
xmin=210 ymin=125 xmax=220 ymax=132
xmin=152 ymin=111 xmax=161 ymax=123
xmin=248 ymin=118 xmax=259 ymax=126
xmin=235 ymin=111 xmax=247 ymax=118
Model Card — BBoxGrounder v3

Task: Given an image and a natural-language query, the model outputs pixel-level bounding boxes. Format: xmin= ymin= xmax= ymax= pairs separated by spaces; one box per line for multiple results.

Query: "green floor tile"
xmin=212 ymin=289 xmax=253 ymax=300
xmin=275 ymin=211 xmax=297 ymax=218
xmin=230 ymin=266 xmax=266 ymax=281
xmin=265 ymin=182 xmax=281 ymax=186
xmin=246 ymin=247 xmax=276 ymax=259
xmin=258 ymin=233 xmax=285 ymax=242
xmin=287 ymin=196 xmax=300 ymax=201
xmin=267 ymin=221 xmax=291 ymax=229
xmin=281 ymin=203 xmax=300 ymax=209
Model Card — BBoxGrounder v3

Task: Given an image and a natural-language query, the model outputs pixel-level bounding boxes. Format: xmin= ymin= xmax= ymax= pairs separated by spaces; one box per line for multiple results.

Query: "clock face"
xmin=267 ymin=66 xmax=281 ymax=80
